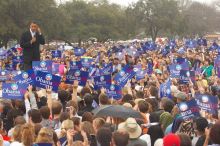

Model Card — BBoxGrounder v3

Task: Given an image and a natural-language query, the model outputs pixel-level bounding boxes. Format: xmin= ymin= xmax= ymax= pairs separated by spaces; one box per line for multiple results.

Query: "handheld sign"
xmin=74 ymin=48 xmax=86 ymax=56
xmin=179 ymin=70 xmax=195 ymax=84
xmin=195 ymin=94 xmax=218 ymax=116
xmin=94 ymin=75 xmax=111 ymax=90
xmin=52 ymin=63 xmax=60 ymax=75
xmin=160 ymin=79 xmax=172 ymax=98
xmin=69 ymin=61 xmax=82 ymax=70
xmin=80 ymin=57 xmax=93 ymax=68
xmin=65 ymin=69 xmax=89 ymax=86
xmin=0 ymin=70 xmax=10 ymax=81
xmin=35 ymin=71 xmax=61 ymax=92
xmin=101 ymin=63 xmax=113 ymax=75
xmin=178 ymin=99 xmax=200 ymax=121
xmin=2 ymin=83 xmax=24 ymax=99
xmin=32 ymin=61 xmax=53 ymax=73
xmin=106 ymin=84 xmax=122 ymax=100
xmin=51 ymin=50 xmax=62 ymax=58
xmin=13 ymin=70 xmax=35 ymax=88
xmin=136 ymin=69 xmax=148 ymax=81
xmin=114 ymin=65 xmax=136 ymax=87
xmin=169 ymin=62 xmax=189 ymax=78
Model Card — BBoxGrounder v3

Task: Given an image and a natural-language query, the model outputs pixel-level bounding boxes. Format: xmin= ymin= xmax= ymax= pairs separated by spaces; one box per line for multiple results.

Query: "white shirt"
xmin=30 ymin=29 xmax=36 ymax=38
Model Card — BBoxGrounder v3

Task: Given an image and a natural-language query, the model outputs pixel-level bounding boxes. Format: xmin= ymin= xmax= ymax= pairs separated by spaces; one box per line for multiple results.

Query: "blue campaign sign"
xmin=94 ymin=74 xmax=111 ymax=90
xmin=106 ymin=84 xmax=122 ymax=100
xmin=114 ymin=65 xmax=136 ymax=87
xmin=174 ymin=57 xmax=187 ymax=64
xmin=2 ymin=83 xmax=24 ymax=99
xmin=169 ymin=62 xmax=189 ymax=78
xmin=160 ymin=79 xmax=172 ymax=98
xmin=74 ymin=48 xmax=86 ymax=56
xmin=179 ymin=70 xmax=195 ymax=84
xmin=133 ymin=64 xmax=142 ymax=72
xmin=69 ymin=61 xmax=82 ymax=70
xmin=217 ymin=67 xmax=220 ymax=78
xmin=32 ymin=61 xmax=53 ymax=73
xmin=89 ymin=66 xmax=101 ymax=78
xmin=13 ymin=70 xmax=35 ymax=88
xmin=52 ymin=63 xmax=60 ymax=75
xmin=136 ymin=69 xmax=148 ymax=81
xmin=147 ymin=62 xmax=153 ymax=74
xmin=5 ymin=64 xmax=14 ymax=71
xmin=12 ymin=56 xmax=23 ymax=64
xmin=35 ymin=71 xmax=61 ymax=92
xmin=0 ymin=70 xmax=10 ymax=81
xmin=178 ymin=99 xmax=200 ymax=121
xmin=80 ymin=57 xmax=93 ymax=68
xmin=65 ymin=69 xmax=89 ymax=86
xmin=101 ymin=63 xmax=113 ymax=75
xmin=214 ymin=55 xmax=220 ymax=68
xmin=195 ymin=94 xmax=218 ymax=116
xmin=51 ymin=50 xmax=62 ymax=58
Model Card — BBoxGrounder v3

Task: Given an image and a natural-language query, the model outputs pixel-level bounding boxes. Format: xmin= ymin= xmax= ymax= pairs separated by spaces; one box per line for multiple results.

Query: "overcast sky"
xmin=108 ymin=0 xmax=215 ymax=6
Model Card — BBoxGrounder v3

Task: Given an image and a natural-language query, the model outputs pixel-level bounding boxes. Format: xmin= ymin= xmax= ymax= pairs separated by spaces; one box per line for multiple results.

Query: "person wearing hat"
xmin=163 ymin=133 xmax=180 ymax=146
xmin=118 ymin=118 xmax=147 ymax=146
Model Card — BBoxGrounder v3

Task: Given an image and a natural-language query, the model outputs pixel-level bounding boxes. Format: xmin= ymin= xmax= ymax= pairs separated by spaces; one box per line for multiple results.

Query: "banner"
xmin=101 ymin=63 xmax=113 ymax=75
xmin=52 ymin=63 xmax=60 ymax=75
xmin=32 ymin=61 xmax=53 ymax=73
xmin=0 ymin=70 xmax=10 ymax=81
xmin=136 ymin=69 xmax=148 ymax=81
xmin=80 ymin=57 xmax=93 ymax=68
xmin=195 ymin=94 xmax=218 ymax=116
xmin=106 ymin=84 xmax=122 ymax=100
xmin=114 ymin=65 xmax=136 ymax=87
xmin=2 ymin=83 xmax=24 ymax=99
xmin=74 ymin=48 xmax=86 ymax=56
xmin=169 ymin=62 xmax=189 ymax=78
xmin=35 ymin=71 xmax=61 ymax=92
xmin=69 ymin=61 xmax=82 ymax=70
xmin=65 ymin=69 xmax=89 ymax=86
xmin=179 ymin=70 xmax=195 ymax=84
xmin=178 ymin=99 xmax=200 ymax=120
xmin=160 ymin=79 xmax=172 ymax=98
xmin=94 ymin=74 xmax=111 ymax=90
xmin=13 ymin=70 xmax=35 ymax=88
xmin=51 ymin=50 xmax=62 ymax=58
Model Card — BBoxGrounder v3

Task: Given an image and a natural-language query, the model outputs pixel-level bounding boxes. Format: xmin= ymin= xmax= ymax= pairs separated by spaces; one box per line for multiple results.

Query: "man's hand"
xmin=46 ymin=86 xmax=52 ymax=94
xmin=73 ymin=80 xmax=78 ymax=89
xmin=37 ymin=27 xmax=41 ymax=34
xmin=30 ymin=37 xmax=36 ymax=44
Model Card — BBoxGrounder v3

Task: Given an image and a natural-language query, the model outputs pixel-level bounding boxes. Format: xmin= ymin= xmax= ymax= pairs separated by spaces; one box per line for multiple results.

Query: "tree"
xmin=132 ymin=0 xmax=181 ymax=41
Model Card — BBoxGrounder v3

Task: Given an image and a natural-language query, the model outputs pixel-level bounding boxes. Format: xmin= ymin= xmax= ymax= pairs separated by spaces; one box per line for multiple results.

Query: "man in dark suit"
xmin=20 ymin=22 xmax=45 ymax=71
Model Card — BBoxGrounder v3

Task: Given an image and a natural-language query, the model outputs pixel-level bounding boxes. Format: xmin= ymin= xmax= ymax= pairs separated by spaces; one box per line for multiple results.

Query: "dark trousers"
xmin=23 ymin=49 xmax=40 ymax=71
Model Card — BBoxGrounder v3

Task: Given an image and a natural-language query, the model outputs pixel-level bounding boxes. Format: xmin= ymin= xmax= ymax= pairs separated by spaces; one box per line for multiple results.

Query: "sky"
xmin=107 ymin=0 xmax=216 ymax=6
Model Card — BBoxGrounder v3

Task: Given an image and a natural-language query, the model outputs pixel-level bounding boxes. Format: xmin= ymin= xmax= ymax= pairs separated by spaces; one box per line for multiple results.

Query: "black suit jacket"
xmin=20 ymin=30 xmax=45 ymax=61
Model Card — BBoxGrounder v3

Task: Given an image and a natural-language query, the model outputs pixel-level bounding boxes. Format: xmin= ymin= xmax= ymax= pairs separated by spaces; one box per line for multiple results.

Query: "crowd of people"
xmin=0 ymin=38 xmax=220 ymax=146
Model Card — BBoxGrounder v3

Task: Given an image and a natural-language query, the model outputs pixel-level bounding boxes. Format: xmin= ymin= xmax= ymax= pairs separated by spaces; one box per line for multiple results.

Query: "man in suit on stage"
xmin=20 ymin=21 xmax=45 ymax=71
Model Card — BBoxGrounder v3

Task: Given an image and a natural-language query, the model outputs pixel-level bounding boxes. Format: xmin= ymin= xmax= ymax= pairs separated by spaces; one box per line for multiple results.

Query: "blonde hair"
xmin=12 ymin=125 xmax=22 ymax=142
xmin=73 ymin=141 xmax=84 ymax=146
xmin=93 ymin=118 xmax=105 ymax=131
xmin=21 ymin=124 xmax=35 ymax=146
xmin=35 ymin=127 xmax=53 ymax=144
xmin=81 ymin=121 xmax=95 ymax=135
xmin=61 ymin=119 xmax=74 ymax=130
